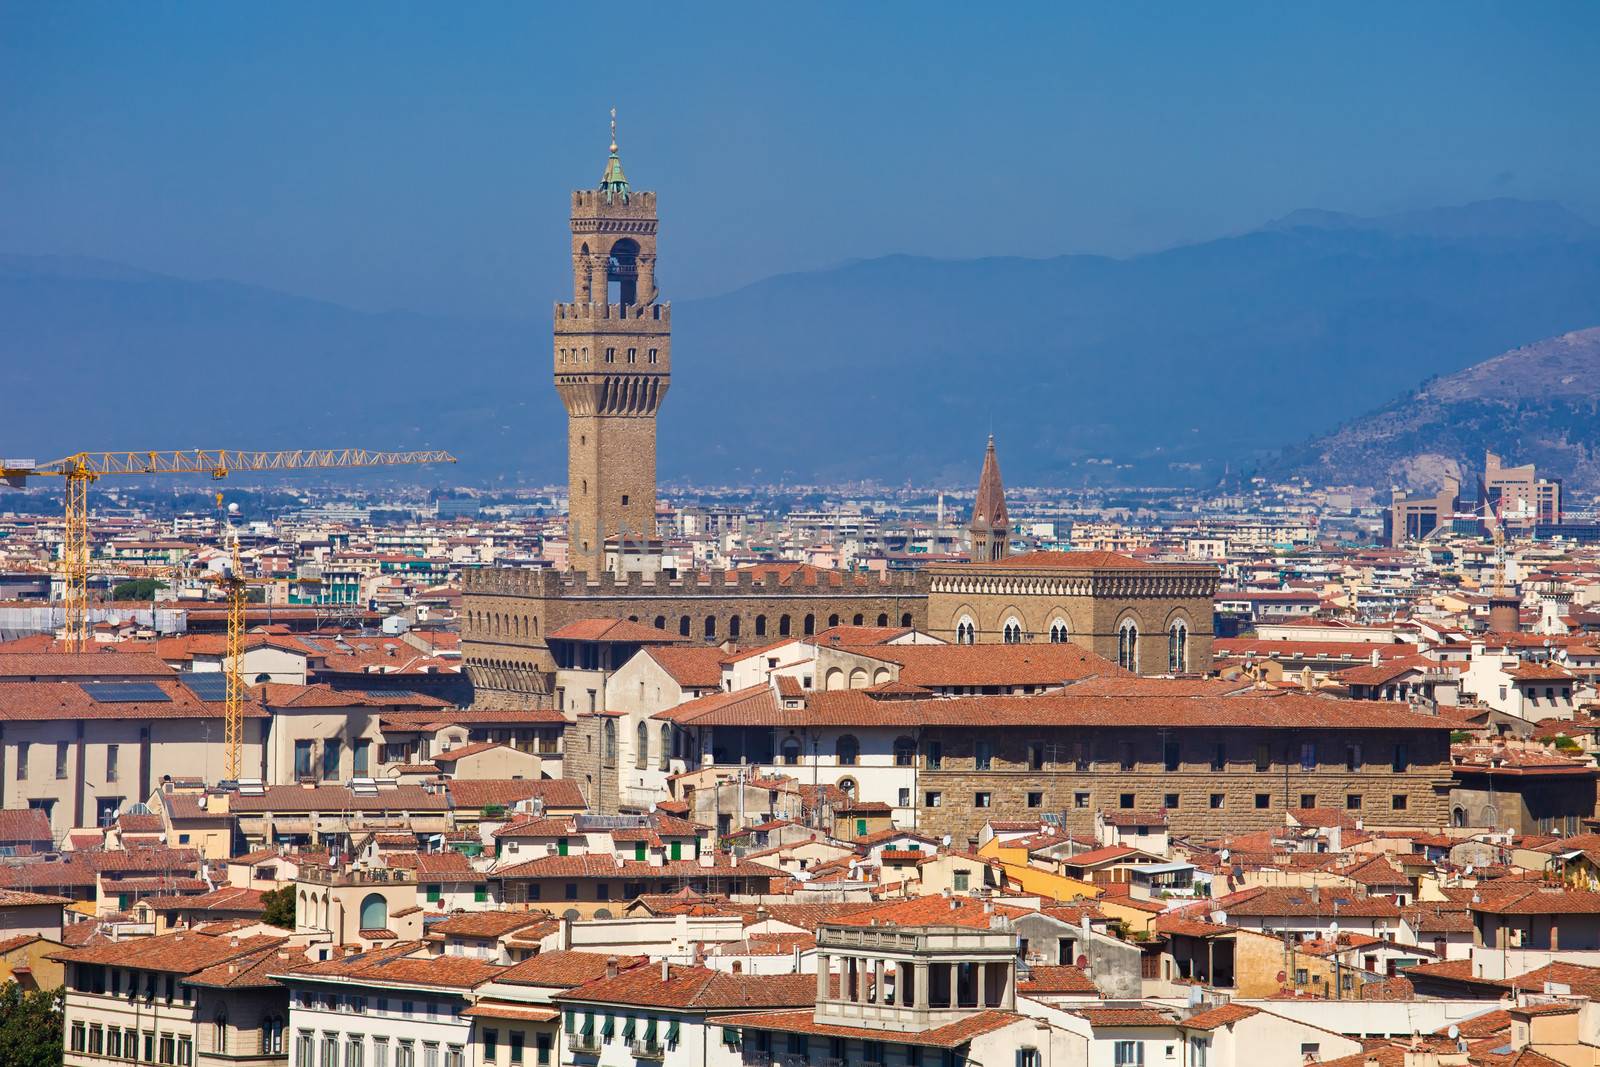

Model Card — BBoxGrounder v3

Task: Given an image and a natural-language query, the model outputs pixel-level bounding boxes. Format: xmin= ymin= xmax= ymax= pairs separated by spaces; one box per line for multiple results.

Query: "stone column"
xmin=816 ymin=953 xmax=831 ymax=1003
xmin=637 ymin=255 xmax=656 ymax=304
xmin=912 ymin=962 xmax=928 ymax=1010
xmin=873 ymin=959 xmax=885 ymax=1005
xmin=590 ymin=258 xmax=610 ymax=307
xmin=1002 ymin=960 xmax=1016 ymax=1009
xmin=976 ymin=961 xmax=988 ymax=1008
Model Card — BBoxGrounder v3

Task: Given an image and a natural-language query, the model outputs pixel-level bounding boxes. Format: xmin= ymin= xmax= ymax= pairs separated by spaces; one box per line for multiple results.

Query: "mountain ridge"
xmin=1264 ymin=326 xmax=1600 ymax=494
xmin=3 ymin=198 xmax=1599 ymax=487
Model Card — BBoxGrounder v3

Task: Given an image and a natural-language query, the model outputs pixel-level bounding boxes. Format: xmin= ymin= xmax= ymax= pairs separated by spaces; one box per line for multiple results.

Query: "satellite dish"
xmin=1328 ymin=921 xmax=1339 ymax=936
xmin=228 ymin=502 xmax=240 ymax=515
xmin=1447 ymin=1025 xmax=1459 ymax=1040
xmin=1219 ymin=849 xmax=1230 ymax=864
xmin=1464 ymin=864 xmax=1474 ymax=877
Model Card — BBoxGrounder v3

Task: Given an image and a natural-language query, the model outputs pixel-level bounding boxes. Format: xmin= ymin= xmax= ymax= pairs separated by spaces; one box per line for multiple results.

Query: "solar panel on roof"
xmin=77 ymin=682 xmax=171 ymax=703
xmin=364 ymin=690 xmax=422 ymax=700
xmin=180 ymin=674 xmax=231 ymax=701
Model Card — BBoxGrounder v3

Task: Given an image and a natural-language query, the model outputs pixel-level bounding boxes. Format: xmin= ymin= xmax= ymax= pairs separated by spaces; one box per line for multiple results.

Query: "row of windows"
xmin=15 ymin=741 xmax=124 ymax=782
xmin=70 ymin=1024 xmax=192 ymax=1065
xmin=916 ymin=739 xmax=1412 ymax=773
xmin=295 ymin=1032 xmax=466 ymax=1067
xmin=563 ymin=1011 xmax=681 ymax=1054
xmin=472 ymin=609 xmax=916 ymax=643
xmin=556 ymin=346 xmax=660 ymax=365
xmin=739 ymin=1029 xmax=974 ymax=1066
xmin=920 ymin=788 xmax=1412 ymax=812
xmin=480 ymin=1027 xmax=551 ymax=1065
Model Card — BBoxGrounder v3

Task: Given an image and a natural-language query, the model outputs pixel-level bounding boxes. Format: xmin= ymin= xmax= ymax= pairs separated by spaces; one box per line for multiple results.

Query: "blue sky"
xmin=2 ymin=2 xmax=1597 ymax=317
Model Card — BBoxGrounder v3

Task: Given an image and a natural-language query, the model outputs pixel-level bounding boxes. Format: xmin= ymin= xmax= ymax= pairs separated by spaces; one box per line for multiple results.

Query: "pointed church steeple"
xmin=599 ymin=107 xmax=629 ymax=200
xmin=969 ymin=435 xmax=1011 ymax=562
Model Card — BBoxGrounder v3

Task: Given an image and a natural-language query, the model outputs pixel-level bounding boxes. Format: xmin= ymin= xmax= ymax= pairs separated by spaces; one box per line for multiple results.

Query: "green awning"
xmin=601 ymin=1016 xmax=615 ymax=1039
xmin=622 ymin=1018 xmax=636 ymax=1040
xmin=666 ymin=1021 xmax=681 ymax=1046
xmin=721 ymin=1027 xmax=739 ymax=1047
xmin=645 ymin=1019 xmax=658 ymax=1042
xmin=580 ymin=1014 xmax=594 ymax=1037
xmin=565 ymin=1011 xmax=575 ymax=1034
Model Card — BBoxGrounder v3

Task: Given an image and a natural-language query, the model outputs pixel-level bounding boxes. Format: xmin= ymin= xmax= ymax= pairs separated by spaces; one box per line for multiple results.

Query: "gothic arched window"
xmin=1168 ymin=621 xmax=1189 ymax=673
xmin=636 ymin=721 xmax=649 ymax=769
xmin=1003 ymin=618 xmax=1023 ymax=644
xmin=956 ymin=617 xmax=976 ymax=645
xmin=1049 ymin=620 xmax=1069 ymax=643
xmin=659 ymin=724 xmax=671 ymax=771
xmin=1118 ymin=619 xmax=1139 ymax=672
xmin=836 ymin=735 xmax=860 ymax=766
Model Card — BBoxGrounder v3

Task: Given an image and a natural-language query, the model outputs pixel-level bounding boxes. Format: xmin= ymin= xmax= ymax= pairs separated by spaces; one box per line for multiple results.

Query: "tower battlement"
xmin=571 ymin=188 xmax=657 ymax=218
xmin=466 ymin=565 xmax=927 ymax=599
xmin=553 ymin=302 xmax=671 ymax=325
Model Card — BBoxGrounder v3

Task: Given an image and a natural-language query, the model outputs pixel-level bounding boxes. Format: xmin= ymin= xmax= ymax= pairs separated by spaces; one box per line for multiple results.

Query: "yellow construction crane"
xmin=0 ymin=447 xmax=456 ymax=779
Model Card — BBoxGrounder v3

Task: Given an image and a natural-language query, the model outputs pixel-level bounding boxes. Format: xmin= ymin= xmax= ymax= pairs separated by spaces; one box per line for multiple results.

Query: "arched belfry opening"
xmin=608 ymin=237 xmax=641 ymax=305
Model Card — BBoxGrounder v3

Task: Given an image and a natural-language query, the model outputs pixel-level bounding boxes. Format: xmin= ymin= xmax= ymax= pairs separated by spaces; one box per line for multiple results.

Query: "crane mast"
xmin=1 ymin=446 xmax=456 ymax=779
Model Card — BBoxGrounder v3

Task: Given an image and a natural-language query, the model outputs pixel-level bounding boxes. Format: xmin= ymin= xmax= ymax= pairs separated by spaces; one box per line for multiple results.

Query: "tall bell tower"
xmin=555 ymin=110 xmax=670 ymax=575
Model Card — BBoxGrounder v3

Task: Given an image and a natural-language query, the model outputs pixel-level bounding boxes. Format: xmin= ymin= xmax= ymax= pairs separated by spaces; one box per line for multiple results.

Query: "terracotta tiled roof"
xmin=560 ymin=963 xmax=816 ymax=1010
xmin=254 ymin=682 xmax=449 ymax=709
xmin=1017 ymin=964 xmax=1096 ymax=994
xmin=280 ymin=944 xmax=504 ymax=988
xmin=0 ymin=808 xmax=53 ymax=845
xmin=427 ymin=910 xmax=552 ymax=939
xmin=493 ymin=853 xmax=778 ymax=881
xmin=828 ymin=896 xmax=1027 ymax=930
xmin=833 ymin=642 xmax=1127 ymax=688
xmin=547 ymin=618 xmax=683 ymax=643
xmin=721 ymin=1007 xmax=1023 ymax=1048
xmin=665 ymin=686 xmax=1454 ymax=732
xmin=1179 ymin=1003 xmax=1259 ymax=1030
xmin=51 ymin=930 xmax=285 ymax=974
xmin=498 ymin=950 xmax=647 ymax=988
xmin=642 ymin=646 xmax=726 ymax=688
xmin=0 ymin=680 xmax=266 ymax=720
xmin=0 ymin=888 xmax=71 ymax=907
xmin=1073 ymin=1007 xmax=1176 ymax=1028
xmin=447 ymin=778 xmax=585 ymax=810
xmin=0 ymin=652 xmax=174 ymax=678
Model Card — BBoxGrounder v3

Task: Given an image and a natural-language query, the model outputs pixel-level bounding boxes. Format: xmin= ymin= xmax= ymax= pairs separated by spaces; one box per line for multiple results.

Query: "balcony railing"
xmin=630 ymin=1040 xmax=666 ymax=1060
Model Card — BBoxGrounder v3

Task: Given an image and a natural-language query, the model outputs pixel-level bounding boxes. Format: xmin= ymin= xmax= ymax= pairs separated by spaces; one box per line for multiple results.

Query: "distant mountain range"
xmin=3 ymin=197 xmax=1599 ymax=487
xmin=1264 ymin=326 xmax=1600 ymax=495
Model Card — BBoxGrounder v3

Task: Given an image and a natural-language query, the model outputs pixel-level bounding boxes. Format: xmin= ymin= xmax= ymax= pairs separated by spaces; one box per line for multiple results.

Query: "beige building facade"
xmin=924 ymin=550 xmax=1219 ymax=674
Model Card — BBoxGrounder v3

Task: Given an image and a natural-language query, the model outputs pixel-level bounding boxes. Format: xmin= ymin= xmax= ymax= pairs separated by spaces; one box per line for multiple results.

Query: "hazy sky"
xmin=3 ymin=2 xmax=1597 ymax=318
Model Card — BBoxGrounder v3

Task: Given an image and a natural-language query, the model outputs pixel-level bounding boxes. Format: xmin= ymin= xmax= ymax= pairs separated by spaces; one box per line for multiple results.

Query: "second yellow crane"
xmin=0 ymin=447 xmax=456 ymax=780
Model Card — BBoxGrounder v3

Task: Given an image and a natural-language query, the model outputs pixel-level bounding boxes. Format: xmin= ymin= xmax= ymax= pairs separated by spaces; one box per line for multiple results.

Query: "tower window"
xmin=647 ymin=349 xmax=658 ymax=364
xmin=621 ymin=495 xmax=629 ymax=506
xmin=605 ymin=347 xmax=615 ymax=364
xmin=626 ymin=348 xmax=637 ymax=364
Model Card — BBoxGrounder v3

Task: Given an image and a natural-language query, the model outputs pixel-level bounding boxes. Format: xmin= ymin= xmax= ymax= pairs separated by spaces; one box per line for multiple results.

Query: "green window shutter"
xmin=601 ymin=1016 xmax=615 ymax=1040
xmin=857 ymin=819 xmax=867 ymax=835
xmin=580 ymin=1014 xmax=594 ymax=1037
xmin=721 ymin=1027 xmax=739 ymax=1047
xmin=666 ymin=1021 xmax=680 ymax=1046
xmin=635 ymin=842 xmax=646 ymax=861
xmin=622 ymin=1018 xmax=636 ymax=1040
xmin=564 ymin=1012 xmax=574 ymax=1034
xmin=474 ymin=886 xmax=488 ymax=903
xmin=426 ymin=885 xmax=441 ymax=902
xmin=670 ymin=841 xmax=681 ymax=861
xmin=558 ymin=839 xmax=569 ymax=857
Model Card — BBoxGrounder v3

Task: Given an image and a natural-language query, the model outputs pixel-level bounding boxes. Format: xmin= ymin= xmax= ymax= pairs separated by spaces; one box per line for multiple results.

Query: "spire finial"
xmin=609 ymin=107 xmax=618 ymax=155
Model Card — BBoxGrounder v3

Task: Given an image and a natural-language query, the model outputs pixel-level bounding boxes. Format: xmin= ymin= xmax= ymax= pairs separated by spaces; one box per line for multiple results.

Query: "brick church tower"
xmin=968 ymin=435 xmax=1010 ymax=562
xmin=554 ymin=111 xmax=671 ymax=575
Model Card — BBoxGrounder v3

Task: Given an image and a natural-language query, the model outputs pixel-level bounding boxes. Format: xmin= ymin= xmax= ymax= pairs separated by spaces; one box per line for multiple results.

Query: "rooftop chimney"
xmin=605 ymin=955 xmax=619 ymax=978
xmin=661 ymin=958 xmax=670 ymax=982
